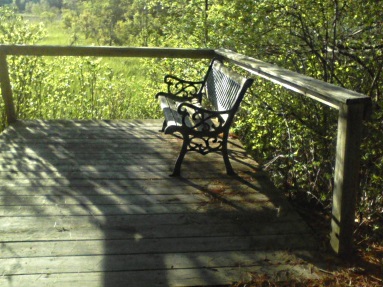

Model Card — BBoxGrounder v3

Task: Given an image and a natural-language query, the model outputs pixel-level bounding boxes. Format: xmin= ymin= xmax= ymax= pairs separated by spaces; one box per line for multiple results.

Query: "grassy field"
xmin=0 ymin=13 xmax=162 ymax=128
xmin=39 ymin=22 xmax=74 ymax=45
xmin=12 ymin=14 xmax=204 ymax=122
xmin=37 ymin=19 xmax=142 ymax=73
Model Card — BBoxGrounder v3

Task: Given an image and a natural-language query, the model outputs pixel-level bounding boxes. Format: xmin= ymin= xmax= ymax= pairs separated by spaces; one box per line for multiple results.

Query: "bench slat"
xmin=158 ymin=95 xmax=182 ymax=128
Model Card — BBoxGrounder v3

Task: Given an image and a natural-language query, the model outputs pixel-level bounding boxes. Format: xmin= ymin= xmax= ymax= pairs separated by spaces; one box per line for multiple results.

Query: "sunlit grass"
xmin=35 ymin=18 xmax=146 ymax=77
xmin=19 ymin=15 xmax=161 ymax=120
xmin=39 ymin=22 xmax=72 ymax=45
xmin=37 ymin=20 xmax=93 ymax=46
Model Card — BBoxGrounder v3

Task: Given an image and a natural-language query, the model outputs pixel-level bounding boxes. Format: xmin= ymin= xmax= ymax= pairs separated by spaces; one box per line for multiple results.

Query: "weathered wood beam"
xmin=214 ymin=48 xmax=370 ymax=112
xmin=0 ymin=45 xmax=216 ymax=59
xmin=0 ymin=52 xmax=17 ymax=124
xmin=0 ymin=45 xmax=215 ymax=125
xmin=331 ymin=102 xmax=365 ymax=256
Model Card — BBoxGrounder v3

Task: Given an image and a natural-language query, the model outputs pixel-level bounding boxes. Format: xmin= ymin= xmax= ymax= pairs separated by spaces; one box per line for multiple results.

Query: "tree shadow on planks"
xmin=0 ymin=119 xmax=329 ymax=287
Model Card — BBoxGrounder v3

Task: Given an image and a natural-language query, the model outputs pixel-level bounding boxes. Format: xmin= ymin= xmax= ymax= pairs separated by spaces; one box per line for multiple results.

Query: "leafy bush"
xmin=235 ymin=81 xmax=338 ymax=204
xmin=219 ymin=0 xmax=383 ymax=242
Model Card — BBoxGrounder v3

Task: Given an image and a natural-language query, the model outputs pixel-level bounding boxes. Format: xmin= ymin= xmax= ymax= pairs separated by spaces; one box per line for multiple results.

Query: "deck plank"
xmin=0 ymin=265 xmax=317 ymax=287
xmin=1 ymin=235 xmax=318 ymax=258
xmin=0 ymin=120 xmax=322 ymax=286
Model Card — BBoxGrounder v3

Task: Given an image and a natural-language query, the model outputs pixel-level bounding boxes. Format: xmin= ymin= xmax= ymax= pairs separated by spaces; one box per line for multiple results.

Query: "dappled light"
xmin=0 ymin=119 xmax=325 ymax=286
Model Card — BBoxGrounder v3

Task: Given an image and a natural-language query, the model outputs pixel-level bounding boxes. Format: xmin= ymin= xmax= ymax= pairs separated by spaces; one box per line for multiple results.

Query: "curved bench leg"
xmin=160 ymin=119 xmax=167 ymax=132
xmin=171 ymin=135 xmax=189 ymax=177
xmin=222 ymin=135 xmax=235 ymax=175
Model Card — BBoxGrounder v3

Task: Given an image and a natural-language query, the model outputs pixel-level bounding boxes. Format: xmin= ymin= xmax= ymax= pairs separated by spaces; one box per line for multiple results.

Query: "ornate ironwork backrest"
xmin=205 ymin=60 xmax=253 ymax=124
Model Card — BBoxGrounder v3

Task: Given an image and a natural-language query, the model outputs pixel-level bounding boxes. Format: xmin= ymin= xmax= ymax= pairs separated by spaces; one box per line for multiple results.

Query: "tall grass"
xmin=14 ymin=17 xmax=164 ymax=121
xmin=6 ymin=14 xmax=206 ymax=123
xmin=38 ymin=21 xmax=74 ymax=46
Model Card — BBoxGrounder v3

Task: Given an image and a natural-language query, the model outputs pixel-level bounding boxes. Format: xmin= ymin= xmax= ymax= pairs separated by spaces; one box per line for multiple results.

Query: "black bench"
xmin=155 ymin=58 xmax=254 ymax=176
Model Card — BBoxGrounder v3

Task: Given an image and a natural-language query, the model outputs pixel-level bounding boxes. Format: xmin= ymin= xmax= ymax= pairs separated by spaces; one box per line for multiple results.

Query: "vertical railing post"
xmin=330 ymin=102 xmax=365 ymax=256
xmin=0 ymin=50 xmax=17 ymax=124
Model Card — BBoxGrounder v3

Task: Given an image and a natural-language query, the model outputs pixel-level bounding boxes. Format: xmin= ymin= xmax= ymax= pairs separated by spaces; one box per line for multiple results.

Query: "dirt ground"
xmin=232 ymin=200 xmax=383 ymax=287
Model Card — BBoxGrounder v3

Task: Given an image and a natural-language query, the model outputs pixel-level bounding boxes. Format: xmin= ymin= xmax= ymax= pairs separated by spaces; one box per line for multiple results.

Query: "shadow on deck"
xmin=0 ymin=119 xmax=325 ymax=286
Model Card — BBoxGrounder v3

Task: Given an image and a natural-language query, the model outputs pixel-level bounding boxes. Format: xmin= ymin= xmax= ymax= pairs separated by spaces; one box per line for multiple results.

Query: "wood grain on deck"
xmin=0 ymin=120 xmax=321 ymax=287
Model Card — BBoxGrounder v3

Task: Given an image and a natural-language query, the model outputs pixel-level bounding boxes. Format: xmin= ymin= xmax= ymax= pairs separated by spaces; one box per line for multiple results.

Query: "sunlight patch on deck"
xmin=0 ymin=120 xmax=323 ymax=287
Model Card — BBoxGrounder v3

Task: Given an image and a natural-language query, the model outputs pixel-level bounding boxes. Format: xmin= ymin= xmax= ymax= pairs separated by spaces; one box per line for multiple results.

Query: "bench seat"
xmin=156 ymin=59 xmax=253 ymax=176
xmin=157 ymin=95 xmax=219 ymax=134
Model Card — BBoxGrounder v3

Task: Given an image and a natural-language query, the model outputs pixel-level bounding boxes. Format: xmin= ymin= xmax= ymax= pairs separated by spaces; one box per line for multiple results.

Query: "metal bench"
xmin=156 ymin=58 xmax=254 ymax=176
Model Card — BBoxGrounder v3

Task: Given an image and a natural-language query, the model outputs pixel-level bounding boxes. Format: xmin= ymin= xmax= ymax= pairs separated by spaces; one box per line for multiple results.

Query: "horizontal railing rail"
xmin=0 ymin=45 xmax=216 ymax=58
xmin=215 ymin=49 xmax=371 ymax=111
xmin=0 ymin=44 xmax=372 ymax=257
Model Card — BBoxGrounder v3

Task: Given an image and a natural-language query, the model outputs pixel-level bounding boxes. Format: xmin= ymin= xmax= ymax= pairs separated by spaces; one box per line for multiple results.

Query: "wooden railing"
xmin=0 ymin=45 xmax=372 ymax=257
xmin=216 ymin=49 xmax=372 ymax=257
xmin=0 ymin=45 xmax=216 ymax=123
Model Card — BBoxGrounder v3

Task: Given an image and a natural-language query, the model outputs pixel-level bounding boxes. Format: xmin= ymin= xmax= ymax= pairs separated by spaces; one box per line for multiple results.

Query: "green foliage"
xmin=0 ymin=6 xmax=45 ymax=44
xmin=0 ymin=6 xmax=46 ymax=129
xmin=216 ymin=0 xmax=383 ymax=237
xmin=11 ymin=55 xmax=161 ymax=120
xmin=235 ymin=80 xmax=338 ymax=203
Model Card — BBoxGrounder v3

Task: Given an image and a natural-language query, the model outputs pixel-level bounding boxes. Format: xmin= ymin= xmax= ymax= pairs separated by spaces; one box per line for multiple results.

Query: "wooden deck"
xmin=0 ymin=119 xmax=323 ymax=287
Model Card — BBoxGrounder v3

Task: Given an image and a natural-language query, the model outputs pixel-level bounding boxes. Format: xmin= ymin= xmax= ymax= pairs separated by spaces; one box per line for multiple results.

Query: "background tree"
xmin=0 ymin=0 xmax=12 ymax=6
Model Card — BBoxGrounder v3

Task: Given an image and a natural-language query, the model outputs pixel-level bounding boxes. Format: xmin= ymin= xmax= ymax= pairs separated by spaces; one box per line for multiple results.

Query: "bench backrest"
xmin=202 ymin=59 xmax=253 ymax=123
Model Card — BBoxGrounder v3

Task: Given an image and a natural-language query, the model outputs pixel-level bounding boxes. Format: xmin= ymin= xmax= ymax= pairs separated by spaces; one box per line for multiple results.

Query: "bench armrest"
xmin=177 ymin=102 xmax=227 ymax=132
xmin=155 ymin=92 xmax=190 ymax=102
xmin=161 ymin=75 xmax=204 ymax=101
